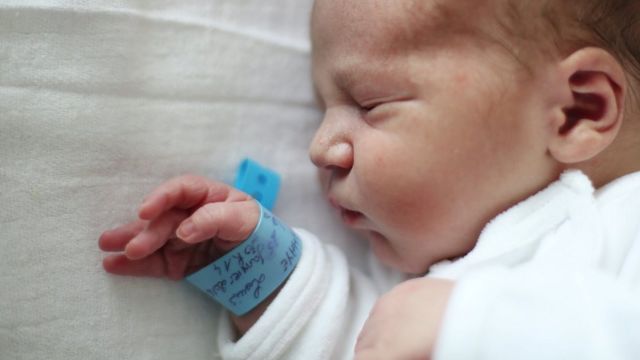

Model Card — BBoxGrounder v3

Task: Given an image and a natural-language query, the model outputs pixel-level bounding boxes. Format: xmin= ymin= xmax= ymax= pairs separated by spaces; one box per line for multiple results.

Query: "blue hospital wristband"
xmin=185 ymin=204 xmax=302 ymax=316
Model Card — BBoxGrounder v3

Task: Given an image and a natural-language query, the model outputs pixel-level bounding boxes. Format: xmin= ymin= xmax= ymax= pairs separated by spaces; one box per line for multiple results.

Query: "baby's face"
xmin=309 ymin=0 xmax=559 ymax=273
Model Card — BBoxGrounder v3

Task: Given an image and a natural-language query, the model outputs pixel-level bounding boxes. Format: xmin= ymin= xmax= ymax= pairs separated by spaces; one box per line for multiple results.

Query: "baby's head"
xmin=308 ymin=0 xmax=640 ymax=274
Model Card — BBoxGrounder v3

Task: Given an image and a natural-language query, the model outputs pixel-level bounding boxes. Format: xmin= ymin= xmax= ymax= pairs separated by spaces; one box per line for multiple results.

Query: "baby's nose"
xmin=309 ymin=125 xmax=354 ymax=170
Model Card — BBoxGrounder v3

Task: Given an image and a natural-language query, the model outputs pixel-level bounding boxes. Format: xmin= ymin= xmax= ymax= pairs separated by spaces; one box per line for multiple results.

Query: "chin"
xmin=368 ymin=231 xmax=428 ymax=275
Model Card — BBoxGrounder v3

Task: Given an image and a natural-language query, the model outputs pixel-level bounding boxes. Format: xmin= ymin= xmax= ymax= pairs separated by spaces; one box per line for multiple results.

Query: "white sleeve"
xmin=433 ymin=265 xmax=640 ymax=360
xmin=216 ymin=229 xmax=383 ymax=360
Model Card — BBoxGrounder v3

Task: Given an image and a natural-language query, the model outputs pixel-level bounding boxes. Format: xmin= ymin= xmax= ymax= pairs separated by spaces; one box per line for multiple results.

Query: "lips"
xmin=340 ymin=208 xmax=363 ymax=226
xmin=328 ymin=195 xmax=364 ymax=226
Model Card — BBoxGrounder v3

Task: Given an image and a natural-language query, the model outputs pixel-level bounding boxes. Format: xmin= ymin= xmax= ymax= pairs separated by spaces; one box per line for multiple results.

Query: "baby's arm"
xmin=101 ymin=175 xmax=401 ymax=358
xmin=357 ymin=265 xmax=640 ymax=360
xmin=354 ymin=277 xmax=454 ymax=360
xmin=99 ymin=175 xmax=269 ymax=335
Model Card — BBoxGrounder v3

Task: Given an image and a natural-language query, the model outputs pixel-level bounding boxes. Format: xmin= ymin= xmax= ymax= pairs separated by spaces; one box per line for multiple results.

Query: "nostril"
xmin=310 ymin=142 xmax=353 ymax=169
xmin=326 ymin=143 xmax=353 ymax=169
xmin=309 ymin=121 xmax=354 ymax=169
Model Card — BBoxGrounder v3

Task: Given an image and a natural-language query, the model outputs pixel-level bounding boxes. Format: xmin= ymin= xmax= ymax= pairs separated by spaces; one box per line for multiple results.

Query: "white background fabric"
xmin=0 ymin=1 xmax=366 ymax=358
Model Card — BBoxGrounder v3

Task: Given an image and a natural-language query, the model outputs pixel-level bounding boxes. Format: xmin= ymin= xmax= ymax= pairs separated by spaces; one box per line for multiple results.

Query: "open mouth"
xmin=340 ymin=208 xmax=363 ymax=226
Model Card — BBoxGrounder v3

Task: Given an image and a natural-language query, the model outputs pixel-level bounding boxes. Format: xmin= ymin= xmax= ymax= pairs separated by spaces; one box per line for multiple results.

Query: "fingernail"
xmin=141 ymin=197 xmax=153 ymax=211
xmin=178 ymin=220 xmax=197 ymax=240
xmin=124 ymin=241 xmax=142 ymax=260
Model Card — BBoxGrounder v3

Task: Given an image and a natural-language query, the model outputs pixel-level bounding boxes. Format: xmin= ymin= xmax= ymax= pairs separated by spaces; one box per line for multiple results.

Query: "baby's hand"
xmin=99 ymin=175 xmax=260 ymax=280
xmin=355 ymin=278 xmax=454 ymax=360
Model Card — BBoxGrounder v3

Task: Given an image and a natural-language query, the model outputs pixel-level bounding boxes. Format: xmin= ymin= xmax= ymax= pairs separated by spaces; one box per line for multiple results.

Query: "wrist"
xmin=185 ymin=203 xmax=302 ymax=317
xmin=229 ymin=282 xmax=286 ymax=338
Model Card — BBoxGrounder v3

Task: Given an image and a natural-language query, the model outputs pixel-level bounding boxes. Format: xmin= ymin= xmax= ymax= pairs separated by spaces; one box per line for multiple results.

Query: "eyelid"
xmin=360 ymin=101 xmax=383 ymax=112
xmin=359 ymin=98 xmax=391 ymax=112
xmin=359 ymin=95 xmax=412 ymax=112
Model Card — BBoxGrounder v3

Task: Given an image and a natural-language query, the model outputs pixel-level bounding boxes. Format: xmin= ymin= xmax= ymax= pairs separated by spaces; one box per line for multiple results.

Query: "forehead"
xmin=311 ymin=0 xmax=495 ymax=58
xmin=312 ymin=0 xmax=422 ymax=56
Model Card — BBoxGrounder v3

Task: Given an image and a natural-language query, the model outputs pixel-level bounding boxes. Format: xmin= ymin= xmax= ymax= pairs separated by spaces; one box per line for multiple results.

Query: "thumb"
xmin=176 ymin=200 xmax=261 ymax=245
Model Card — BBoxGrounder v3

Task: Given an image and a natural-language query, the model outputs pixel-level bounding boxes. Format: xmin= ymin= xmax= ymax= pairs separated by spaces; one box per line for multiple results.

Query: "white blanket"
xmin=0 ymin=1 xmax=365 ymax=358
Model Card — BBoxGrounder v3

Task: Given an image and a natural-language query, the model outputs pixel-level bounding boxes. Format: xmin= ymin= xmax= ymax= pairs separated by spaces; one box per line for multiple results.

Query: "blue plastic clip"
xmin=233 ymin=158 xmax=281 ymax=211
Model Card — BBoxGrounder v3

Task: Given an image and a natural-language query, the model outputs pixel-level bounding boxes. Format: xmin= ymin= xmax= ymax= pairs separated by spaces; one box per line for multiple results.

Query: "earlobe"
xmin=548 ymin=48 xmax=626 ymax=164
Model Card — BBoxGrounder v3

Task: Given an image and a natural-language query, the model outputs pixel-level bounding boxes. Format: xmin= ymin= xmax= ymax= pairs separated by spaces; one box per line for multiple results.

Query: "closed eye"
xmin=360 ymin=102 xmax=384 ymax=113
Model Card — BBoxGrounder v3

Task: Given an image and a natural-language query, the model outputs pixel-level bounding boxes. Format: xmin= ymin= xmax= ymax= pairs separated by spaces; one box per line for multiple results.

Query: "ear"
xmin=548 ymin=47 xmax=626 ymax=164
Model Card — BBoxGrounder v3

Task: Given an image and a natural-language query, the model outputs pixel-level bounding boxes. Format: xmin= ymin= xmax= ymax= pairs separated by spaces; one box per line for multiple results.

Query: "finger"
xmin=139 ymin=175 xmax=209 ymax=220
xmin=124 ymin=210 xmax=189 ymax=260
xmin=354 ymin=314 xmax=379 ymax=355
xmin=168 ymin=241 xmax=218 ymax=278
xmin=176 ymin=200 xmax=260 ymax=245
xmin=354 ymin=335 xmax=383 ymax=360
xmin=99 ymin=220 xmax=146 ymax=252
xmin=186 ymin=241 xmax=221 ymax=271
xmin=102 ymin=254 xmax=167 ymax=278
xmin=354 ymin=349 xmax=385 ymax=360
xmin=139 ymin=175 xmax=244 ymax=221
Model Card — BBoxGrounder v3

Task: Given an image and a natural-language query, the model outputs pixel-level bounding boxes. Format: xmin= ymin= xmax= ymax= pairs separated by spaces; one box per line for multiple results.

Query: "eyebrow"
xmin=332 ymin=61 xmax=395 ymax=93
xmin=333 ymin=66 xmax=361 ymax=92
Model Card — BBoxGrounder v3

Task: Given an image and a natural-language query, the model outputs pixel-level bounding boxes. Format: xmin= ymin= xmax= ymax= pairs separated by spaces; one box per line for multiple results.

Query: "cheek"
xmin=355 ymin=139 xmax=430 ymax=231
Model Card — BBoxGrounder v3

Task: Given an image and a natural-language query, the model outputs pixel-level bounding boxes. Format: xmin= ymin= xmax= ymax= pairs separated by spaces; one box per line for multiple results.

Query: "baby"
xmin=99 ymin=0 xmax=640 ymax=359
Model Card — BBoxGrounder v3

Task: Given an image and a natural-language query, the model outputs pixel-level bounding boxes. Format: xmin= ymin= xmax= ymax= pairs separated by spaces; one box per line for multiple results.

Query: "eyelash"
xmin=360 ymin=102 xmax=382 ymax=113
